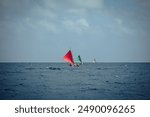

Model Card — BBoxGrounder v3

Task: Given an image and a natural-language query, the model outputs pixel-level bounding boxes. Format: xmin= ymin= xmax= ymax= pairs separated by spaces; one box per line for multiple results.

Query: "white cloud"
xmin=41 ymin=0 xmax=103 ymax=16
xmin=67 ymin=8 xmax=87 ymax=16
xmin=62 ymin=18 xmax=90 ymax=33
xmin=22 ymin=17 xmax=58 ymax=34
xmin=77 ymin=19 xmax=89 ymax=27
xmin=109 ymin=18 xmax=135 ymax=35
xmin=43 ymin=0 xmax=103 ymax=9
xmin=115 ymin=18 xmax=123 ymax=25
xmin=72 ymin=0 xmax=103 ymax=9
xmin=31 ymin=5 xmax=57 ymax=19
xmin=36 ymin=20 xmax=58 ymax=33
xmin=1 ymin=0 xmax=24 ymax=7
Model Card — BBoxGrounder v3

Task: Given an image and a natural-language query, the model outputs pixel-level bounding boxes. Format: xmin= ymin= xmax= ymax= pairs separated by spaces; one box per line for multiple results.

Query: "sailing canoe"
xmin=63 ymin=50 xmax=74 ymax=65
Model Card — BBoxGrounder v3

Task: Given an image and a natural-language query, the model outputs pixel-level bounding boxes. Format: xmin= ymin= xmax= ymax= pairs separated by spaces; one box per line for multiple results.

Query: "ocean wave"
xmin=4 ymin=88 xmax=15 ymax=92
xmin=25 ymin=67 xmax=36 ymax=70
xmin=0 ymin=71 xmax=23 ymax=74
xmin=48 ymin=67 xmax=61 ymax=70
xmin=114 ymin=82 xmax=136 ymax=85
xmin=80 ymin=87 xmax=99 ymax=92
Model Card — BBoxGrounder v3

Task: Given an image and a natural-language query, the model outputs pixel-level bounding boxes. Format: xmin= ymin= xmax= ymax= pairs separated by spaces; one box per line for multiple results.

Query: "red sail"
xmin=64 ymin=50 xmax=74 ymax=65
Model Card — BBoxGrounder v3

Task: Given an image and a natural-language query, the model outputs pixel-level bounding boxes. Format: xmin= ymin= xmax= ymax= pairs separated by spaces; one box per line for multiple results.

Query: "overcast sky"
xmin=0 ymin=0 xmax=150 ymax=62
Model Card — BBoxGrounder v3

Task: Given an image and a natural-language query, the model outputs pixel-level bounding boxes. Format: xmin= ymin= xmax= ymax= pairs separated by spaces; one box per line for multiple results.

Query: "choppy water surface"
xmin=0 ymin=63 xmax=150 ymax=99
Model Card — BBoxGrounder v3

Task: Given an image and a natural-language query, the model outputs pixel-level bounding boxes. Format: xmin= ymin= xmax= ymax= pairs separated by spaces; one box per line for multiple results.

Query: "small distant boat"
xmin=63 ymin=50 xmax=81 ymax=67
xmin=76 ymin=55 xmax=83 ymax=65
xmin=63 ymin=50 xmax=74 ymax=66
xmin=92 ymin=58 xmax=96 ymax=63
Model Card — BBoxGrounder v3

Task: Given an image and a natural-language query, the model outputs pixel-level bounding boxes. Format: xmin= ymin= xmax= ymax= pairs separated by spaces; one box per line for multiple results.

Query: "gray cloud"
xmin=0 ymin=0 xmax=150 ymax=62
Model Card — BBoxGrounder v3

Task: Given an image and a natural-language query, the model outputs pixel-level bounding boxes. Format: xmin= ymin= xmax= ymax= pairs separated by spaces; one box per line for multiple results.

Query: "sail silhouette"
xmin=76 ymin=55 xmax=83 ymax=64
xmin=93 ymin=58 xmax=96 ymax=63
xmin=63 ymin=50 xmax=74 ymax=65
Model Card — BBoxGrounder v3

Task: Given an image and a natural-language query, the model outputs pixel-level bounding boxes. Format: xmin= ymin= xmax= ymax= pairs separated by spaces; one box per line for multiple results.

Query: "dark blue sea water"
xmin=0 ymin=63 xmax=150 ymax=100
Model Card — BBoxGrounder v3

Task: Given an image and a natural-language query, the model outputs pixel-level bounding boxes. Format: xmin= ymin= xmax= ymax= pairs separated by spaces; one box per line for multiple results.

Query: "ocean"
xmin=0 ymin=63 xmax=150 ymax=100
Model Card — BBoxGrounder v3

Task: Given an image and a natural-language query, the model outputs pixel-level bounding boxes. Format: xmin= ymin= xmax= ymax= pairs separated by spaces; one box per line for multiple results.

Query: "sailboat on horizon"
xmin=63 ymin=50 xmax=74 ymax=66
xmin=92 ymin=58 xmax=96 ymax=63
xmin=63 ymin=50 xmax=82 ymax=67
xmin=76 ymin=55 xmax=83 ymax=65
